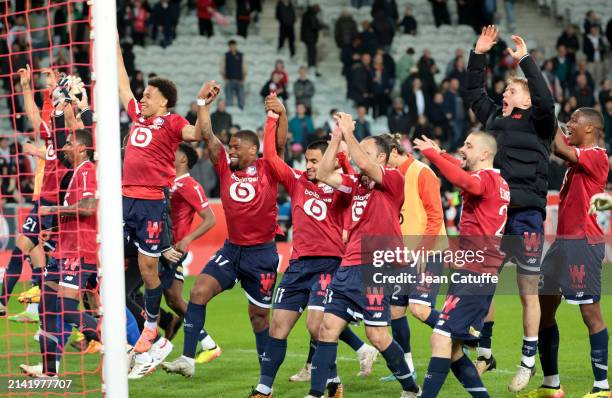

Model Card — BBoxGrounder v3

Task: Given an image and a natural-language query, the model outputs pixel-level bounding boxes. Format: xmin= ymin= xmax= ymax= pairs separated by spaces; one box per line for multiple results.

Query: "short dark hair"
xmin=306 ymin=140 xmax=328 ymax=154
xmin=233 ymin=130 xmax=260 ymax=151
xmin=75 ymin=129 xmax=94 ymax=160
xmin=228 ymin=39 xmax=237 ymax=46
xmin=178 ymin=143 xmax=199 ymax=169
xmin=363 ymin=135 xmax=391 ymax=163
xmin=576 ymin=107 xmax=604 ymax=135
xmin=148 ymin=77 xmax=178 ymax=108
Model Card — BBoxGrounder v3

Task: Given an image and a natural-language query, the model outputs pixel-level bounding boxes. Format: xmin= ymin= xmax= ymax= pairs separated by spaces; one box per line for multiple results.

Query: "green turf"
xmin=0 ymin=270 xmax=608 ymax=397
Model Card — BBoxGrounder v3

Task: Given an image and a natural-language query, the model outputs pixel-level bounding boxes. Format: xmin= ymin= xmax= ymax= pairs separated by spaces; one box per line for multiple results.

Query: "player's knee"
xmin=15 ymin=234 xmax=34 ymax=253
xmin=390 ymin=305 xmax=407 ymax=320
xmin=365 ymin=326 xmax=391 ymax=351
xmin=408 ymin=303 xmax=429 ymax=322
xmin=249 ymin=306 xmax=270 ymax=332
xmin=317 ymin=318 xmax=339 ymax=342
xmin=306 ymin=315 xmax=321 ymax=340
xmin=580 ymin=304 xmax=605 ymax=333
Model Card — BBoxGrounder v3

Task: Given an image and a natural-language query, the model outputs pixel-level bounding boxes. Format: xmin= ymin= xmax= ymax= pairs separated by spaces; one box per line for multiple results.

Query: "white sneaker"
xmin=0 ymin=302 xmax=6 ymax=316
xmin=304 ymin=395 xmax=323 ymax=398
xmin=289 ymin=363 xmax=311 ymax=382
xmin=400 ymin=387 xmax=422 ymax=397
xmin=33 ymin=328 xmax=41 ymax=342
xmin=161 ymin=356 xmax=195 ymax=378
xmin=508 ymin=364 xmax=535 ymax=392
xmin=128 ymin=351 xmax=156 ymax=379
xmin=357 ymin=345 xmax=379 ymax=377
xmin=19 ymin=363 xmax=43 ymax=377
xmin=150 ymin=337 xmax=173 ymax=368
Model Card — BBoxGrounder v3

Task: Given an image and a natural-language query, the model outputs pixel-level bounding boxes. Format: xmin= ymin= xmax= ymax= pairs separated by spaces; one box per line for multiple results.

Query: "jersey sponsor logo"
xmin=259 ymin=272 xmax=276 ymax=295
xmin=365 ymin=286 xmax=384 ymax=306
xmin=351 ymin=199 xmax=368 ymax=222
xmin=511 ymin=113 xmax=522 ymax=119
xmin=569 ymin=264 xmax=586 ymax=285
xmin=304 ymin=198 xmax=327 ymax=221
xmin=130 ymin=127 xmax=153 ymax=148
xmin=146 ymin=221 xmax=162 ymax=239
xmin=229 ymin=181 xmax=256 ymax=202
xmin=46 ymin=144 xmax=56 ymax=161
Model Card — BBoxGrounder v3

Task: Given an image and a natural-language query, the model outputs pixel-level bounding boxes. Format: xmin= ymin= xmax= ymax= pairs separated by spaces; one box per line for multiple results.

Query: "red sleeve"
xmin=337 ymin=173 xmax=359 ymax=195
xmin=171 ymin=115 xmax=190 ymax=142
xmin=180 ymin=180 xmax=210 ymax=211
xmin=378 ymin=166 xmax=404 ymax=197
xmin=440 ymin=152 xmax=462 ymax=167
xmin=127 ymin=98 xmax=141 ymax=121
xmin=213 ymin=145 xmax=230 ymax=177
xmin=576 ymin=148 xmax=609 ymax=180
xmin=263 ymin=112 xmax=298 ymax=192
xmin=336 ymin=152 xmax=356 ymax=174
xmin=78 ymin=165 xmax=97 ymax=201
xmin=422 ymin=148 xmax=484 ymax=195
xmin=41 ymin=89 xmax=52 ymax=126
xmin=417 ymin=167 xmax=445 ymax=236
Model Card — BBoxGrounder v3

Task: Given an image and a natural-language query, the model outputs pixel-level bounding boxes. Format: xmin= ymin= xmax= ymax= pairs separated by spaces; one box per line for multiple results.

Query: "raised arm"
xmin=183 ymin=80 xmax=221 ymax=142
xmin=466 ymin=25 xmax=501 ymax=125
xmin=552 ymin=125 xmax=578 ymax=164
xmin=264 ymin=93 xmax=288 ymax=159
xmin=337 ymin=112 xmax=384 ymax=184
xmin=194 ymin=81 xmax=223 ymax=163
xmin=414 ymin=136 xmax=483 ymax=195
xmin=117 ymin=40 xmax=134 ymax=110
xmin=316 ymin=126 xmax=344 ymax=188
xmin=18 ymin=65 xmax=41 ymax=130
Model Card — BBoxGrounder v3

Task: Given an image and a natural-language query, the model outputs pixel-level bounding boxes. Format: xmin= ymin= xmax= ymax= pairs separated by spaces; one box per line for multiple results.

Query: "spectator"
xmin=456 ymin=0 xmax=470 ymax=26
xmin=429 ymin=0 xmax=450 ymax=27
xmin=428 ymin=92 xmax=450 ymax=139
xmin=571 ymin=73 xmax=596 ymax=108
xmin=504 ymin=0 xmax=516 ymax=32
xmin=354 ymin=105 xmax=372 ymax=140
xmin=352 ymin=0 xmax=373 ymax=8
xmin=376 ymin=47 xmax=396 ymax=82
xmin=301 ymin=4 xmax=323 ymax=75
xmin=445 ymin=48 xmax=464 ymax=76
xmin=150 ymin=0 xmax=175 ymax=48
xmin=359 ymin=20 xmax=378 ymax=56
xmin=128 ymin=0 xmax=149 ymax=46
xmin=446 ymin=55 xmax=467 ymax=90
xmin=236 ymin=0 xmax=251 ymax=38
xmin=399 ymin=6 xmax=417 ymax=35
xmin=403 ymin=77 xmax=429 ymax=124
xmin=599 ymin=79 xmax=611 ymax=107
xmin=411 ymin=114 xmax=433 ymax=138
xmin=551 ymin=44 xmax=573 ymax=90
xmin=572 ymin=58 xmax=595 ymax=91
xmin=270 ymin=60 xmax=289 ymax=93
xmin=276 ymin=0 xmax=296 ymax=57
xmin=371 ymin=10 xmax=395 ymax=51
xmin=349 ymin=53 xmax=373 ymax=109
xmin=488 ymin=78 xmax=505 ymax=105
xmin=0 ymin=138 xmax=10 ymax=164
xmin=288 ymin=143 xmax=306 ymax=170
xmin=387 ymin=97 xmax=411 ymax=134
xmin=191 ymin=146 xmax=218 ymax=198
xmin=547 ymin=154 xmax=566 ymax=191
xmin=185 ymin=101 xmax=198 ymax=125
xmin=556 ymin=25 xmax=580 ymax=64
xmin=293 ymin=65 xmax=315 ymax=111
xmin=371 ymin=0 xmax=398 ymax=22
xmin=250 ymin=0 xmax=263 ymax=24
xmin=371 ymin=52 xmax=393 ymax=118
xmin=417 ymin=49 xmax=439 ymax=97
xmin=121 ymin=41 xmax=136 ymax=78
xmin=196 ymin=0 xmax=215 ymax=37
xmin=307 ymin=127 xmax=329 ymax=145
xmin=211 ymin=99 xmax=233 ymax=133
xmin=288 ymin=103 xmax=315 ymax=146
xmin=334 ymin=9 xmax=358 ymax=51
xmin=558 ymin=97 xmax=577 ymax=123
xmin=220 ymin=40 xmax=246 ymax=109
xmin=607 ymin=17 xmax=612 ymax=53
xmin=260 ymin=71 xmax=288 ymax=102
xmin=74 ymin=44 xmax=91 ymax=84
xmin=442 ymin=77 xmax=465 ymax=148
xmin=396 ymin=47 xmax=415 ymax=85
xmin=130 ymin=69 xmax=146 ymax=100
xmin=583 ymin=10 xmax=602 ymax=35
xmin=604 ymin=98 xmax=612 ymax=148
xmin=583 ymin=26 xmax=607 ymax=85
xmin=541 ymin=59 xmax=562 ymax=99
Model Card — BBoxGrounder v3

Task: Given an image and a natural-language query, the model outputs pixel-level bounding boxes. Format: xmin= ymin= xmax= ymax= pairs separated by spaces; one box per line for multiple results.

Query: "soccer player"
xmin=117 ymin=42 xmax=219 ymax=353
xmin=165 ymin=143 xmax=217 ymax=363
xmin=466 ymin=26 xmax=556 ymax=390
xmin=519 ymin=109 xmax=609 ymax=398
xmin=414 ymin=132 xmax=510 ymax=398
xmin=306 ymin=112 xmax=421 ymax=398
xmin=249 ymin=97 xmax=376 ymax=398
xmin=380 ymin=133 xmax=446 ymax=382
xmin=0 ymin=66 xmax=60 ymax=320
xmin=161 ymin=84 xmax=287 ymax=377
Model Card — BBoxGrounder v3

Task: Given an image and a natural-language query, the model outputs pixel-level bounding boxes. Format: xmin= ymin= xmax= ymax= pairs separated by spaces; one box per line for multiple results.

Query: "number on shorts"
xmin=392 ymin=284 xmax=401 ymax=301
xmin=495 ymin=204 xmax=508 ymax=237
xmin=324 ymin=289 xmax=333 ymax=304
xmin=274 ymin=288 xmax=285 ymax=303
xmin=23 ymin=218 xmax=37 ymax=232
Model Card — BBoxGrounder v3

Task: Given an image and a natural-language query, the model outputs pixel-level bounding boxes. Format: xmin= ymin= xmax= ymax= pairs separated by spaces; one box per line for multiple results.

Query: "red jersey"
xmin=123 ymin=98 xmax=189 ymax=199
xmin=214 ymin=145 xmax=279 ymax=245
xmin=170 ymin=173 xmax=209 ymax=244
xmin=38 ymin=120 xmax=65 ymax=203
xmin=58 ymin=160 xmax=98 ymax=264
xmin=557 ymin=145 xmax=608 ymax=243
xmin=338 ymin=167 xmax=405 ymax=266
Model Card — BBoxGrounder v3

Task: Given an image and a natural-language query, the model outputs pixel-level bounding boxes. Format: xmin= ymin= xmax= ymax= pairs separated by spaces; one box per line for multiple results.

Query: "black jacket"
xmin=466 ymin=52 xmax=556 ymax=212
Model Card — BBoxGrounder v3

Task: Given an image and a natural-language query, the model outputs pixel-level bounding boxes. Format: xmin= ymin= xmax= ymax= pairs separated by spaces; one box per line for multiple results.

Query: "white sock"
xmin=522 ymin=354 xmax=536 ymax=368
xmin=200 ymin=334 xmax=217 ymax=350
xmin=594 ymin=379 xmax=610 ymax=390
xmin=356 ymin=344 xmax=368 ymax=356
xmin=256 ymin=384 xmax=272 ymax=394
xmin=181 ymin=355 xmax=195 ymax=366
xmin=404 ymin=352 xmax=414 ymax=373
xmin=144 ymin=321 xmax=157 ymax=330
xmin=542 ymin=374 xmax=560 ymax=388
xmin=326 ymin=376 xmax=341 ymax=384
xmin=477 ymin=347 xmax=492 ymax=359
xmin=27 ymin=303 xmax=38 ymax=313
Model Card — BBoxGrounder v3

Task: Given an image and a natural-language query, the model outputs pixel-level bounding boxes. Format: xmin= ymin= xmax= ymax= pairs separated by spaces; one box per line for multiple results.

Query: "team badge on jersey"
xmin=246 ymin=165 xmax=257 ymax=176
xmin=154 ymin=117 xmax=164 ymax=126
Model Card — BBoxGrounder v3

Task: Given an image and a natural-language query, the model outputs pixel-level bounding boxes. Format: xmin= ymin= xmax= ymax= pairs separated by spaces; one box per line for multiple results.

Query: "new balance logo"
xmin=372 ymin=312 xmax=382 ymax=319
xmin=366 ymin=287 xmax=384 ymax=306
xmin=569 ymin=264 xmax=586 ymax=284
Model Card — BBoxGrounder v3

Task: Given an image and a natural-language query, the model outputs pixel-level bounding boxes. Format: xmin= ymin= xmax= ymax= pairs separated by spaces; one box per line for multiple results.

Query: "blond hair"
xmin=506 ymin=76 xmax=529 ymax=94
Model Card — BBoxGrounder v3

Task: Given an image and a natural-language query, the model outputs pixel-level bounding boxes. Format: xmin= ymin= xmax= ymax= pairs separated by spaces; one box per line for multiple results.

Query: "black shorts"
xmin=273 ymin=257 xmax=341 ymax=313
xmin=58 ymin=257 xmax=98 ymax=291
xmin=159 ymin=253 xmax=186 ymax=289
xmin=541 ymin=238 xmax=605 ymax=304
xmin=22 ymin=198 xmax=57 ymax=251
xmin=502 ymin=209 xmax=544 ymax=275
xmin=201 ymin=240 xmax=279 ymax=308
xmin=389 ymin=258 xmax=443 ymax=308
xmin=123 ymin=196 xmax=166 ymax=257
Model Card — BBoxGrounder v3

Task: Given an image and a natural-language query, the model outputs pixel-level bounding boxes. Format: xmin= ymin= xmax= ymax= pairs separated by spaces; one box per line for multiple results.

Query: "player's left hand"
xmin=413 ymin=135 xmax=442 ymax=154
xmin=507 ymin=35 xmax=528 ymax=60
xmin=162 ymin=247 xmax=183 ymax=263
xmin=174 ymin=238 xmax=191 ymax=254
xmin=589 ymin=193 xmax=612 ymax=214
xmin=17 ymin=64 xmax=31 ymax=88
xmin=197 ymin=80 xmax=221 ymax=107
xmin=265 ymin=92 xmax=286 ymax=115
